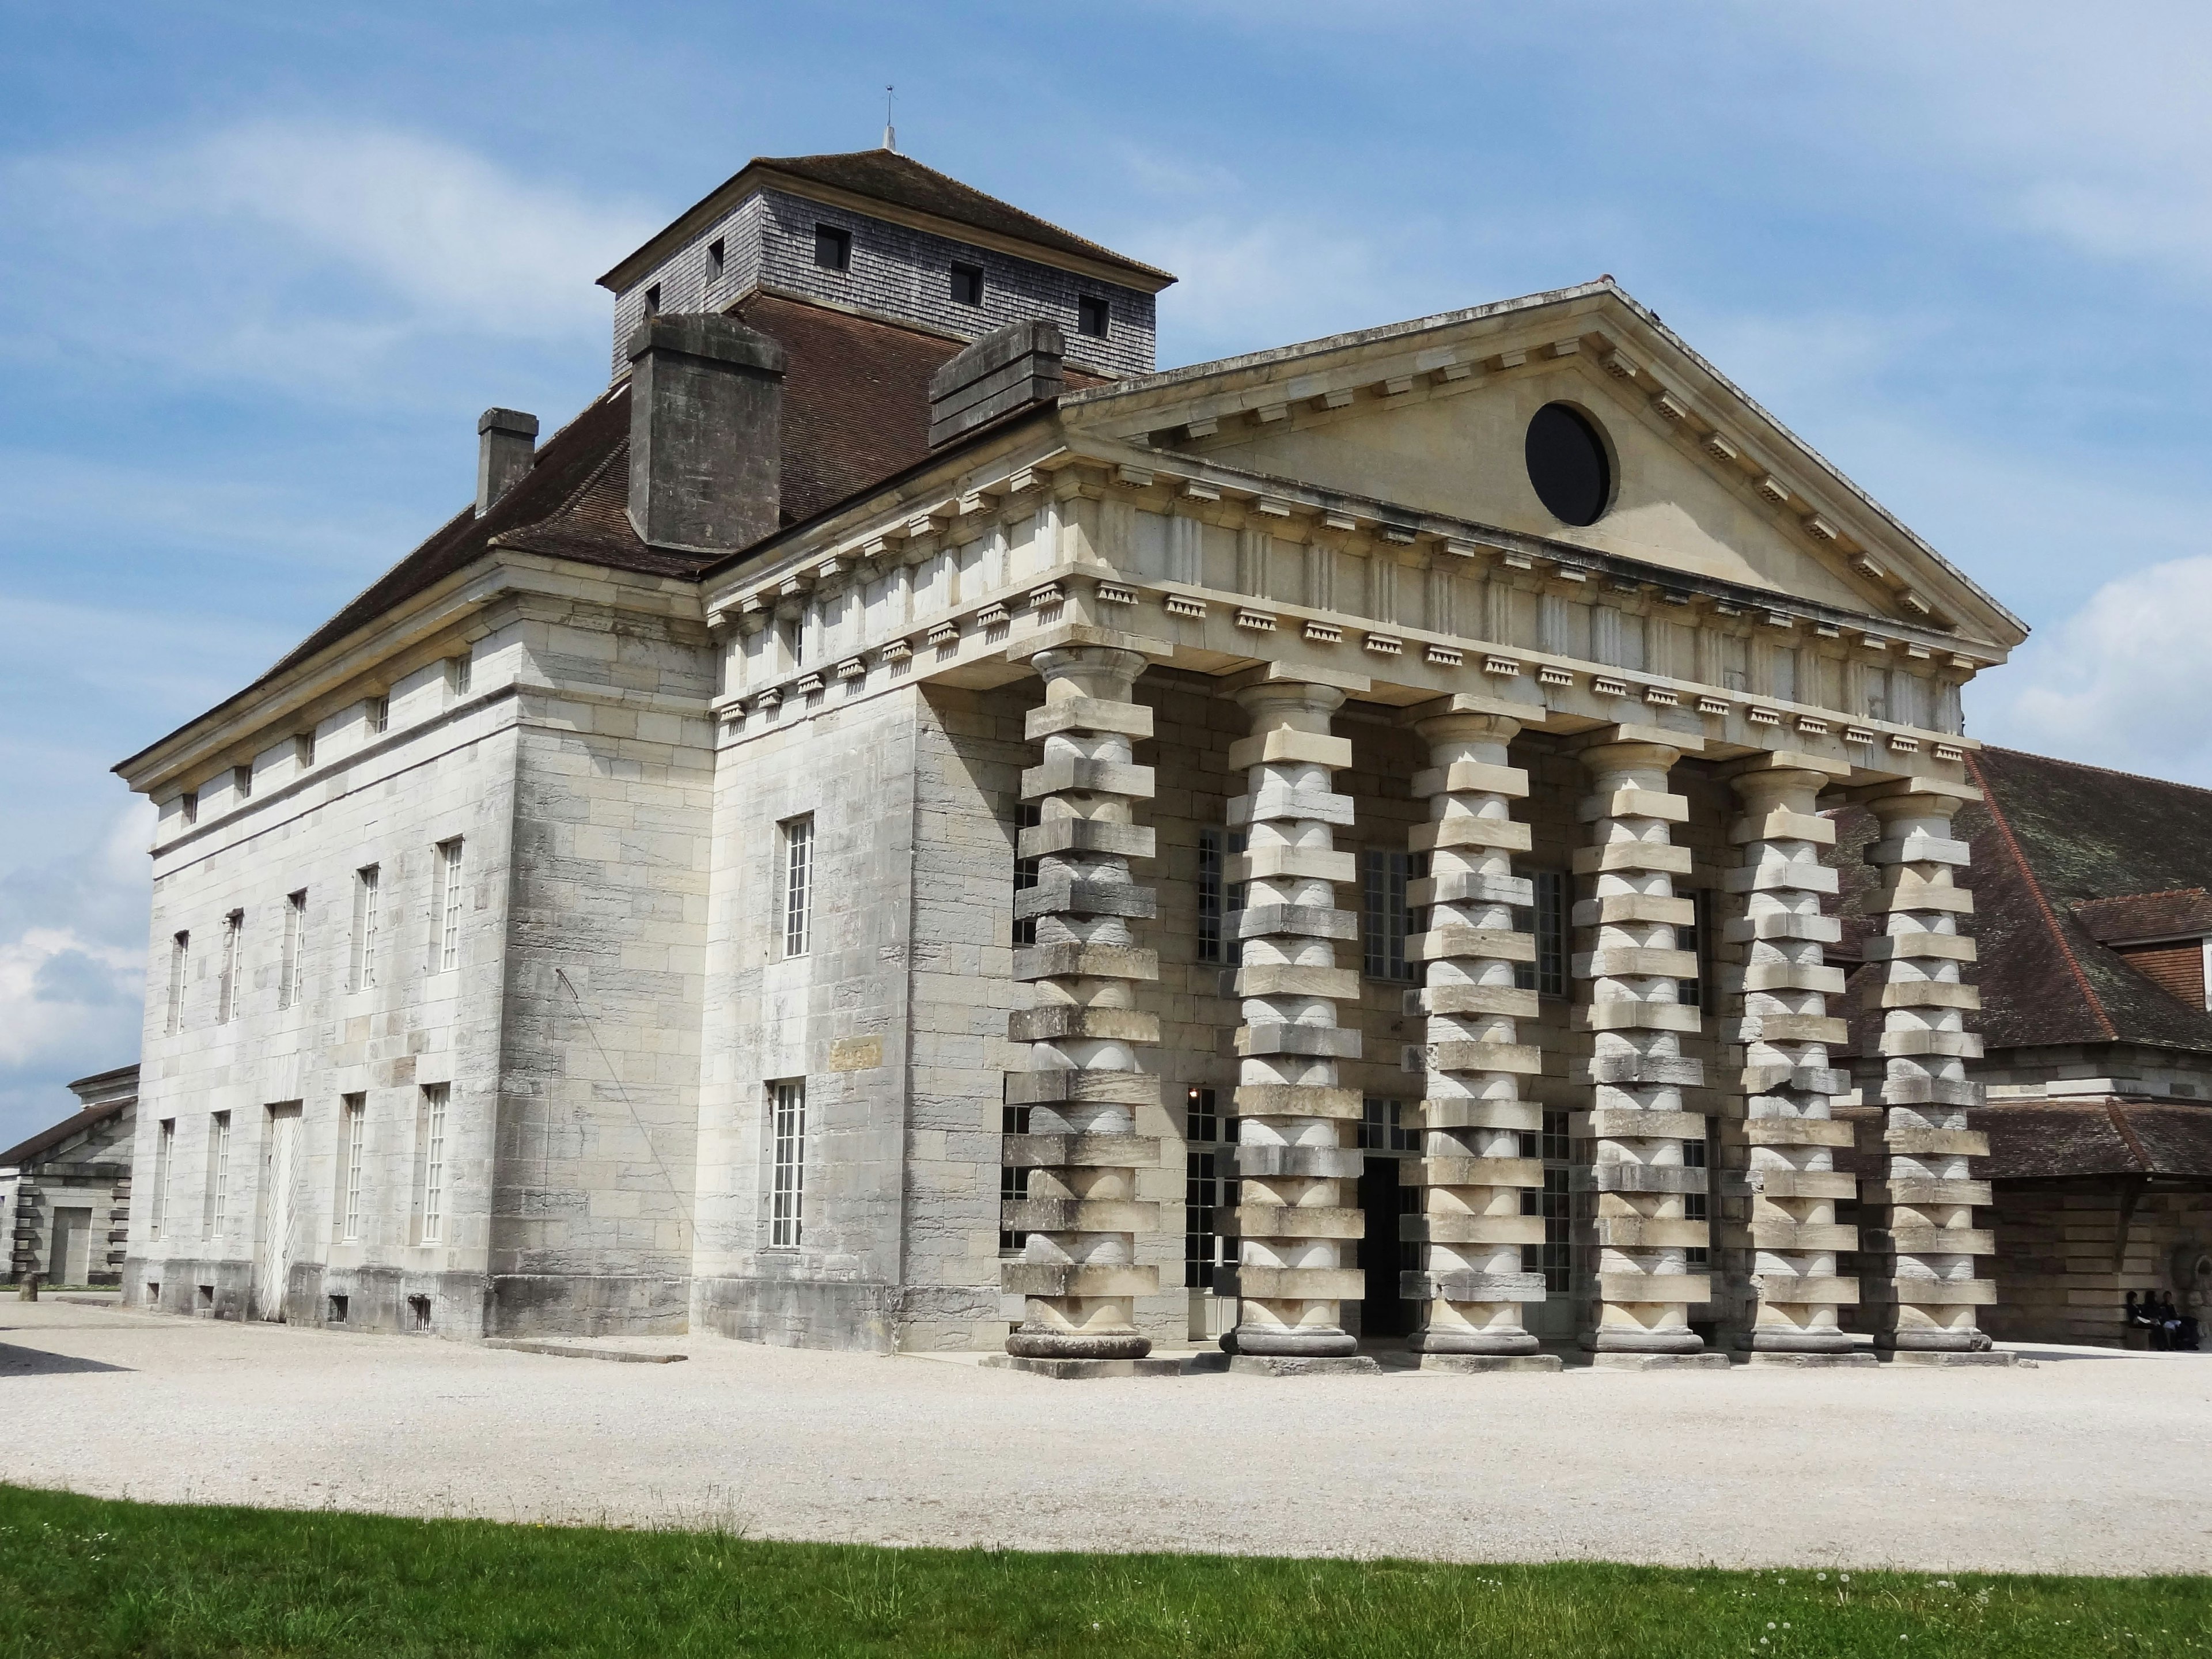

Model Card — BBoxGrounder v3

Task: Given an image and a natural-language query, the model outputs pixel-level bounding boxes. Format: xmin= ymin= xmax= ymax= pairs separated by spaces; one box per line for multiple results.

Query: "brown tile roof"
xmin=1971 ymin=1099 xmax=2212 ymax=1181
xmin=2074 ymin=888 xmax=2212 ymax=945
xmin=1831 ymin=746 xmax=2212 ymax=1059
xmin=599 ymin=149 xmax=1175 ymax=293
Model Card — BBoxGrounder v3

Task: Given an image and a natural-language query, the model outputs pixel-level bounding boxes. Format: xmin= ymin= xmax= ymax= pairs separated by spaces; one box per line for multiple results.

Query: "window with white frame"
xmin=151 ymin=1119 xmax=175 ymax=1238
xmin=1183 ymin=1086 xmax=1238 ymax=1290
xmin=437 ymin=839 xmax=465 ymax=972
xmin=339 ymin=1093 xmax=366 ymax=1243
xmin=351 ymin=865 xmax=380 ymax=989
xmin=367 ymin=694 xmax=390 ymax=736
xmin=999 ymin=1101 xmax=1030 ymax=1255
xmin=1012 ymin=804 xmax=1040 ymax=948
xmin=206 ymin=1111 xmax=232 ymax=1230
xmin=165 ymin=931 xmax=190 ymax=1033
xmin=232 ymin=764 xmax=252 ymax=801
xmin=418 ymin=1083 xmax=449 ymax=1244
xmin=779 ymin=817 xmax=813 ymax=958
xmin=279 ymin=891 xmax=306 ymax=1010
xmin=446 ymin=653 xmax=472 ymax=697
xmin=1196 ymin=827 xmax=1247 ymax=966
xmin=1515 ymin=870 xmax=1568 ymax=998
xmin=217 ymin=910 xmax=243 ymax=1024
xmin=768 ymin=1080 xmax=806 ymax=1248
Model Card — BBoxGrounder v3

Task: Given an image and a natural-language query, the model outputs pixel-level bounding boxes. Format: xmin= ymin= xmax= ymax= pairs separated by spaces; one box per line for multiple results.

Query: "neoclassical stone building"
xmin=115 ymin=145 xmax=2030 ymax=1370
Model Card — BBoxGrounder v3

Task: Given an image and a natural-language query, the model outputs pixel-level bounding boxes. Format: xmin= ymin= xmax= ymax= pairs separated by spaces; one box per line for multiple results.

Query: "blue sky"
xmin=3 ymin=1 xmax=2210 ymax=1141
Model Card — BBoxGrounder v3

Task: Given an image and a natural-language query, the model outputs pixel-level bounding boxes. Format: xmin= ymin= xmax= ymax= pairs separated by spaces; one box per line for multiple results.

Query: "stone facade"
xmin=111 ymin=145 xmax=2045 ymax=1366
xmin=1 ymin=1066 xmax=137 ymax=1288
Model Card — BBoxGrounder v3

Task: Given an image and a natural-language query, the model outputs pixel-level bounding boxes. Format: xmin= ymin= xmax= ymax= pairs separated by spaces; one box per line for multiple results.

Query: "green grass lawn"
xmin=0 ymin=1483 xmax=2202 ymax=1657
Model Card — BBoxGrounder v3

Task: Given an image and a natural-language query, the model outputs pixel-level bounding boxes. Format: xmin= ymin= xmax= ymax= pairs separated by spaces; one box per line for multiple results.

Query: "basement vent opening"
xmin=328 ymin=1294 xmax=349 ymax=1324
xmin=198 ymin=1285 xmax=214 ymax=1309
xmin=408 ymin=1294 xmax=432 ymax=1331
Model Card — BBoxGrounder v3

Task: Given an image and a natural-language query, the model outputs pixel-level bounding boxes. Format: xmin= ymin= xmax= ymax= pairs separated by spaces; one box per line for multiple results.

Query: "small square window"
xmin=950 ymin=262 xmax=983 ymax=306
xmin=813 ymin=225 xmax=851 ymax=272
xmin=1077 ymin=296 xmax=1110 ymax=338
xmin=707 ymin=237 xmax=726 ymax=281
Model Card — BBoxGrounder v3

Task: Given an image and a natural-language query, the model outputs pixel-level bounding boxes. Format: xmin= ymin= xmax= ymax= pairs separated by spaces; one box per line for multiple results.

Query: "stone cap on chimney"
xmin=478 ymin=408 xmax=539 ymax=440
xmin=626 ymin=313 xmax=787 ymax=376
xmin=927 ymin=319 xmax=1065 ymax=448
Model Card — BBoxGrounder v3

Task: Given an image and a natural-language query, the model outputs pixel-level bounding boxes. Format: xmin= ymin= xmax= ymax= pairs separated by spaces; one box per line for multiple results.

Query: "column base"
xmin=1227 ymin=1354 xmax=1384 ymax=1377
xmin=1738 ymin=1331 xmax=1859 ymax=1355
xmin=1583 ymin=1330 xmax=1707 ymax=1355
xmin=1408 ymin=1330 xmax=1543 ymax=1357
xmin=1223 ymin=1327 xmax=1359 ymax=1359
xmin=1590 ymin=1351 xmax=1733 ymax=1371
xmin=1415 ymin=1353 xmax=1563 ymax=1374
xmin=1875 ymin=1331 xmax=1988 ymax=1354
xmin=1877 ymin=1349 xmax=2021 ymax=1367
xmin=1005 ymin=1331 xmax=1152 ymax=1361
xmin=1745 ymin=1351 xmax=1881 ymax=1368
xmin=982 ymin=1354 xmax=1191 ymax=1380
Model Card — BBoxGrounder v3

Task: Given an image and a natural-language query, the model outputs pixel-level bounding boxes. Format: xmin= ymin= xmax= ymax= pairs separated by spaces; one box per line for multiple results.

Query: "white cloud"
xmin=1973 ymin=555 xmax=2212 ymax=785
xmin=0 ymin=121 xmax=656 ymax=396
xmin=0 ymin=806 xmax=150 ymax=1145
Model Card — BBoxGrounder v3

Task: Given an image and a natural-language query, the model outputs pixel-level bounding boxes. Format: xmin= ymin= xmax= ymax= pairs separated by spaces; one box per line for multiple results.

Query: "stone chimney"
xmin=475 ymin=408 xmax=539 ymax=516
xmin=626 ymin=315 xmax=786 ymax=552
xmin=927 ymin=320 xmax=1065 ymax=448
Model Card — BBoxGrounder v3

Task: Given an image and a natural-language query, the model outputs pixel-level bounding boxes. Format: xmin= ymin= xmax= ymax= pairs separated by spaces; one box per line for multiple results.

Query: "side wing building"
xmin=113 ymin=147 xmax=2034 ymax=1367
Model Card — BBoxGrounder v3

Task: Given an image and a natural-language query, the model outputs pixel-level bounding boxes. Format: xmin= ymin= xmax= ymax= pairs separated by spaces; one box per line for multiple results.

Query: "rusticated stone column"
xmin=1222 ymin=663 xmax=1378 ymax=1374
xmin=1570 ymin=726 xmax=1725 ymax=1366
xmin=1717 ymin=754 xmax=1869 ymax=1363
xmin=998 ymin=635 xmax=1167 ymax=1376
xmin=1859 ymin=782 xmax=2004 ymax=1362
xmin=1402 ymin=694 xmax=1556 ymax=1371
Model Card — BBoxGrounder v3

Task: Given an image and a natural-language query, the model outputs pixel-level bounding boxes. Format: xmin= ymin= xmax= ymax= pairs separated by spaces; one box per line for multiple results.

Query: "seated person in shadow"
xmin=2126 ymin=1290 xmax=2168 ymax=1350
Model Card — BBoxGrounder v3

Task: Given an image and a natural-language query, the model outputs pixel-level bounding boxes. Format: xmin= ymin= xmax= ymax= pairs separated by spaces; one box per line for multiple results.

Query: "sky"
xmin=2 ymin=1 xmax=2209 ymax=1143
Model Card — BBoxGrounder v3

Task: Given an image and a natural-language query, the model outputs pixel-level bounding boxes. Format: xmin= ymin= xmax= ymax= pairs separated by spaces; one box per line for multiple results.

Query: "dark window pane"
xmin=1078 ymin=296 xmax=1109 ymax=338
xmin=1525 ymin=403 xmax=1611 ymax=526
xmin=814 ymin=224 xmax=851 ymax=272
xmin=950 ymin=262 xmax=983 ymax=306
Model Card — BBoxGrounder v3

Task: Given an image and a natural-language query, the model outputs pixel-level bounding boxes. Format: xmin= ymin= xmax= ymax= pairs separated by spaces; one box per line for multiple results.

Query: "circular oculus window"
xmin=1524 ymin=403 xmax=1612 ymax=527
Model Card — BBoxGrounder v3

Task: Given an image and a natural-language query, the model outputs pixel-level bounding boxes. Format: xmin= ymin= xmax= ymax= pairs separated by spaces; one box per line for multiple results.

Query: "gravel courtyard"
xmin=2 ymin=1300 xmax=2206 ymax=1574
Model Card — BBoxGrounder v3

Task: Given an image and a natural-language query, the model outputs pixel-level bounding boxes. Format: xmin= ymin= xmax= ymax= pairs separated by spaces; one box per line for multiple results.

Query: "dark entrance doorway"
xmin=1358 ymin=1156 xmax=1415 ymax=1340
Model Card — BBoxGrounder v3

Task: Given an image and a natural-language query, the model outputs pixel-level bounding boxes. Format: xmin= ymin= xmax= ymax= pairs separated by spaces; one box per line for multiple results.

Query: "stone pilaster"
xmin=1717 ymin=755 xmax=1869 ymax=1362
xmin=1222 ymin=663 xmax=1378 ymax=1373
xmin=998 ymin=635 xmax=1166 ymax=1374
xmin=1859 ymin=783 xmax=2003 ymax=1361
xmin=1402 ymin=694 xmax=1556 ymax=1370
xmin=1569 ymin=727 xmax=1723 ymax=1364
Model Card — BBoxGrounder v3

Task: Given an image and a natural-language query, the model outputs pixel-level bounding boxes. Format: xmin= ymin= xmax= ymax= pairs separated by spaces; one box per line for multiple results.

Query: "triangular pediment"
xmin=1060 ymin=283 xmax=2024 ymax=652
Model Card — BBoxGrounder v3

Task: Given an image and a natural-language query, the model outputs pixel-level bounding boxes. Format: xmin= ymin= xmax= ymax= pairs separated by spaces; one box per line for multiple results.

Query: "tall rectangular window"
xmin=1197 ymin=828 xmax=1248 ymax=967
xmin=151 ymin=1119 xmax=175 ymax=1238
xmin=1362 ymin=848 xmax=1416 ymax=982
xmin=950 ymin=262 xmax=983 ymax=306
xmin=367 ymin=694 xmax=389 ymax=736
xmin=279 ymin=891 xmax=306 ymax=1010
xmin=418 ymin=1083 xmax=449 ymax=1244
xmin=1184 ymin=1086 xmax=1238 ymax=1290
xmin=813 ymin=224 xmax=851 ymax=271
xmin=999 ymin=1102 xmax=1031 ymax=1255
xmin=206 ymin=1111 xmax=232 ymax=1230
xmin=294 ymin=731 xmax=316 ymax=769
xmin=707 ymin=236 xmax=726 ymax=281
xmin=232 ymin=764 xmax=253 ymax=801
xmin=180 ymin=790 xmax=198 ymax=825
xmin=1516 ymin=870 xmax=1568 ymax=997
xmin=768 ymin=1080 xmax=806 ymax=1248
xmin=437 ymin=839 xmax=465 ymax=972
xmin=1675 ymin=889 xmax=1709 ymax=1009
xmin=780 ymin=817 xmax=813 ymax=958
xmin=446 ymin=653 xmax=472 ymax=697
xmin=217 ymin=910 xmax=243 ymax=1024
xmin=1012 ymin=804 xmax=1040 ymax=948
xmin=165 ymin=931 xmax=190 ymax=1033
xmin=351 ymin=865 xmax=380 ymax=989
xmin=339 ymin=1094 xmax=366 ymax=1243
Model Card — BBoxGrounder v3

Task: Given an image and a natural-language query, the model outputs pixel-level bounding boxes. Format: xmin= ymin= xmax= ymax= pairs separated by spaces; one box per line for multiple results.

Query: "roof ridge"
xmin=2072 ymin=885 xmax=2210 ymax=908
xmin=1987 ymin=744 xmax=2212 ymax=802
xmin=1969 ymin=748 xmax=2118 ymax=1042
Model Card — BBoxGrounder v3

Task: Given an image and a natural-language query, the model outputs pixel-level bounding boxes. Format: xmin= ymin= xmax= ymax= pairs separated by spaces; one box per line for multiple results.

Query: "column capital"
xmin=1716 ymin=749 xmax=1851 ymax=785
xmin=1564 ymin=721 xmax=1706 ymax=758
xmin=1403 ymin=690 xmax=1546 ymax=730
xmin=1005 ymin=621 xmax=1173 ymax=667
xmin=1215 ymin=660 xmax=1371 ymax=698
xmin=1840 ymin=774 xmax=1983 ymax=810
